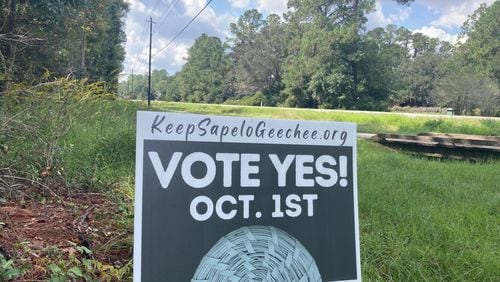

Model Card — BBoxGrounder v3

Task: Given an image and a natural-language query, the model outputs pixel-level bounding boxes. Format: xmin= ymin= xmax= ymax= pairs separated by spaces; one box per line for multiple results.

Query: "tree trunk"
xmin=80 ymin=31 xmax=86 ymax=77
xmin=1 ymin=0 xmax=16 ymax=92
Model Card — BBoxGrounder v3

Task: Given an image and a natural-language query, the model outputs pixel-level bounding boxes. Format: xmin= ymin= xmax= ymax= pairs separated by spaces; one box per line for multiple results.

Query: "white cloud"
xmin=412 ymin=26 xmax=458 ymax=44
xmin=181 ymin=0 xmax=236 ymax=36
xmin=366 ymin=0 xmax=392 ymax=29
xmin=388 ymin=6 xmax=411 ymax=23
xmin=172 ymin=43 xmax=190 ymax=66
xmin=256 ymin=0 xmax=288 ymax=15
xmin=182 ymin=0 xmax=216 ymax=20
xmin=430 ymin=3 xmax=474 ymax=28
xmin=126 ymin=0 xmax=148 ymax=14
xmin=366 ymin=0 xmax=414 ymax=29
xmin=150 ymin=38 xmax=190 ymax=73
xmin=417 ymin=0 xmax=494 ymax=11
xmin=122 ymin=0 xmax=239 ymax=75
xmin=124 ymin=0 xmax=493 ymax=76
xmin=419 ymin=0 xmax=496 ymax=28
xmin=229 ymin=0 xmax=250 ymax=9
xmin=366 ymin=0 xmax=496 ymax=45
xmin=126 ymin=0 xmax=163 ymax=17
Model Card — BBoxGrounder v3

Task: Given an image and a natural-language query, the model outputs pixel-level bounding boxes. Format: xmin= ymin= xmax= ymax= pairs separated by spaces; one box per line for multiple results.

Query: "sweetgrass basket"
xmin=192 ymin=226 xmax=321 ymax=281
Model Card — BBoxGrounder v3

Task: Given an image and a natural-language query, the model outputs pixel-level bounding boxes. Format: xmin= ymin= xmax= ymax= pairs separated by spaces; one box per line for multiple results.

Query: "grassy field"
xmin=2 ymin=99 xmax=499 ymax=280
xmin=358 ymin=140 xmax=499 ymax=280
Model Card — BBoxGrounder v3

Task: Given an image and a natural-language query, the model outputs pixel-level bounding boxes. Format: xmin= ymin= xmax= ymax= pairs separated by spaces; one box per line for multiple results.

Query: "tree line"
xmin=120 ymin=0 xmax=499 ymax=116
xmin=0 ymin=0 xmax=128 ymax=92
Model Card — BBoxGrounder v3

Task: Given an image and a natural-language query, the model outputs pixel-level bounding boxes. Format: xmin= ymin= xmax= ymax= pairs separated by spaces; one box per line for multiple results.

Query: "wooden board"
xmin=370 ymin=132 xmax=500 ymax=159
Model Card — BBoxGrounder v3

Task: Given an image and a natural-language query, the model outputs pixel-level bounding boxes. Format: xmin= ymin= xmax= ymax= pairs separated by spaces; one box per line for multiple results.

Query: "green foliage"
xmin=3 ymin=0 xmax=498 ymax=115
xmin=44 ymin=244 xmax=131 ymax=282
xmin=282 ymin=0 xmax=372 ymax=109
xmin=0 ymin=78 xmax=130 ymax=192
xmin=432 ymin=72 xmax=499 ymax=116
xmin=174 ymin=34 xmax=231 ymax=103
xmin=225 ymin=91 xmax=268 ymax=106
xmin=118 ymin=69 xmax=176 ymax=100
xmin=0 ymin=254 xmax=23 ymax=281
xmin=119 ymin=1 xmax=445 ymax=112
xmin=114 ymin=1 xmax=497 ymax=115
xmin=48 ymin=262 xmax=93 ymax=282
xmin=457 ymin=1 xmax=500 ymax=84
xmin=229 ymin=11 xmax=289 ymax=101
xmin=61 ymin=102 xmax=137 ymax=190
xmin=0 ymin=0 xmax=128 ymax=91
xmin=2 ymin=95 xmax=499 ymax=280
xmin=390 ymin=106 xmax=442 ymax=114
xmin=394 ymin=53 xmax=446 ymax=107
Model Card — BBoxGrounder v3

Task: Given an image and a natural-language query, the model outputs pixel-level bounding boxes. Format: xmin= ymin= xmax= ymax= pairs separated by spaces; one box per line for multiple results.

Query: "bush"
xmin=390 ymin=106 xmax=443 ymax=114
xmin=224 ymin=91 xmax=268 ymax=106
xmin=0 ymin=254 xmax=23 ymax=280
xmin=0 ymin=77 xmax=133 ymax=193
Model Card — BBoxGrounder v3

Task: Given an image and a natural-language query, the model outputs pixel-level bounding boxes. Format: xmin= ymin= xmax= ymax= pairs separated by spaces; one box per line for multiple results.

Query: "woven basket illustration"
xmin=192 ymin=226 xmax=321 ymax=281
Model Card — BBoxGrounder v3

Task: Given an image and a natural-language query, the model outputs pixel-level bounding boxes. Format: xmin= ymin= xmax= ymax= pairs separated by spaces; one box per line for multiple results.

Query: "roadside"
xmin=0 ymin=189 xmax=133 ymax=281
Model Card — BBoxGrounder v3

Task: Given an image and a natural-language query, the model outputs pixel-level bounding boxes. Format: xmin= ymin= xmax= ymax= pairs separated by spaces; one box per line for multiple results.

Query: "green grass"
xmin=358 ymin=140 xmax=499 ymax=280
xmin=150 ymin=101 xmax=500 ymax=136
xmin=60 ymin=100 xmax=140 ymax=190
xmin=53 ymin=101 xmax=500 ymax=280
xmin=3 ymin=99 xmax=499 ymax=280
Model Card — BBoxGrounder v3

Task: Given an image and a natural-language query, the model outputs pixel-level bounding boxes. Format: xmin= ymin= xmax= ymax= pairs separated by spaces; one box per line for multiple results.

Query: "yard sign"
xmin=134 ymin=111 xmax=361 ymax=281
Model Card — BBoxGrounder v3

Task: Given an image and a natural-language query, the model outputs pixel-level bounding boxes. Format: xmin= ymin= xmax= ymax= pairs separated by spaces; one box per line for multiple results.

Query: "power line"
xmin=148 ymin=16 xmax=154 ymax=107
xmin=131 ymin=19 xmax=149 ymax=75
xmin=149 ymin=0 xmax=162 ymax=15
xmin=153 ymin=0 xmax=181 ymax=36
xmin=137 ymin=21 xmax=154 ymax=74
xmin=132 ymin=0 xmax=163 ymax=72
xmin=152 ymin=0 xmax=213 ymax=58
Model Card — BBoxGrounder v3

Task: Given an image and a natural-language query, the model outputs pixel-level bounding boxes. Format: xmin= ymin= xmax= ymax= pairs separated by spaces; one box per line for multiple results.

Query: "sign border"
xmin=133 ymin=111 xmax=361 ymax=282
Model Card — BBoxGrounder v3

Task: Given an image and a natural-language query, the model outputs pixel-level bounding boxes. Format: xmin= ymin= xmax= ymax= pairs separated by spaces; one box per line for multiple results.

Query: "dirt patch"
xmin=0 ymin=193 xmax=132 ymax=280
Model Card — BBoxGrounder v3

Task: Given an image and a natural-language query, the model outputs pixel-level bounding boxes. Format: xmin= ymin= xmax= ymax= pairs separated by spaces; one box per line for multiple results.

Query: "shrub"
xmin=0 ymin=77 xmax=127 ymax=193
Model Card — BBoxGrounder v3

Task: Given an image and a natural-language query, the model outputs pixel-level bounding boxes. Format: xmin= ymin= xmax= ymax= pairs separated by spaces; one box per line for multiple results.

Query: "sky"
xmin=121 ymin=0 xmax=495 ymax=78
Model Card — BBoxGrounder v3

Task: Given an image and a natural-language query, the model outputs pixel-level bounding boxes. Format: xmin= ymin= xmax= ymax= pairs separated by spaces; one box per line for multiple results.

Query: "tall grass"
xmin=150 ymin=102 xmax=500 ymax=280
xmin=60 ymin=100 xmax=141 ymax=190
xmin=358 ymin=140 xmax=499 ymax=280
xmin=2 ymin=97 xmax=499 ymax=280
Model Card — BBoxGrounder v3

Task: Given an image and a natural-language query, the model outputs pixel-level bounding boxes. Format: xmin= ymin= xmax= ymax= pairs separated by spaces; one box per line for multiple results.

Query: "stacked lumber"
xmin=372 ymin=133 xmax=500 ymax=152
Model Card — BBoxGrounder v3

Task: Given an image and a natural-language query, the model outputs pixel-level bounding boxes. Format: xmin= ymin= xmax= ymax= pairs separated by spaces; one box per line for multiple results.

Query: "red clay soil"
xmin=0 ymin=193 xmax=132 ymax=280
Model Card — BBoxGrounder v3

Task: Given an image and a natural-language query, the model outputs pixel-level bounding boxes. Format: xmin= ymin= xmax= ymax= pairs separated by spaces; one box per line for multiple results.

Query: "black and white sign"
xmin=134 ymin=111 xmax=361 ymax=281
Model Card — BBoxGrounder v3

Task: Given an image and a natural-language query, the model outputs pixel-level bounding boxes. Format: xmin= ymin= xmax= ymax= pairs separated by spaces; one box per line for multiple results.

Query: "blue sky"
xmin=122 ymin=0 xmax=495 ymax=78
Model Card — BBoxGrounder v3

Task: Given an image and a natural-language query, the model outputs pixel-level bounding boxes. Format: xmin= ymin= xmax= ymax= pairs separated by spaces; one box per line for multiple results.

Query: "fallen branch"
xmin=0 ymin=175 xmax=59 ymax=199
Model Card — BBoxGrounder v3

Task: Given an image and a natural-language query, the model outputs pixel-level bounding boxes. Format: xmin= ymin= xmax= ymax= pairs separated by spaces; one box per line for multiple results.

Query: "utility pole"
xmin=131 ymin=70 xmax=134 ymax=99
xmin=148 ymin=16 xmax=153 ymax=107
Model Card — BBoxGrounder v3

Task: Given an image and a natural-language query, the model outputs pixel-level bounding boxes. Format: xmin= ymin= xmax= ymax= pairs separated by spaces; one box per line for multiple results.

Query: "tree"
xmin=281 ymin=0 xmax=379 ymax=108
xmin=358 ymin=25 xmax=408 ymax=109
xmin=0 ymin=0 xmax=128 ymax=92
xmin=281 ymin=0 xmax=415 ymax=109
xmin=433 ymin=72 xmax=499 ymax=116
xmin=387 ymin=28 xmax=452 ymax=107
xmin=174 ymin=34 xmax=230 ymax=103
xmin=228 ymin=11 xmax=289 ymax=104
xmin=229 ymin=9 xmax=264 ymax=46
xmin=118 ymin=69 xmax=178 ymax=100
xmin=456 ymin=2 xmax=500 ymax=84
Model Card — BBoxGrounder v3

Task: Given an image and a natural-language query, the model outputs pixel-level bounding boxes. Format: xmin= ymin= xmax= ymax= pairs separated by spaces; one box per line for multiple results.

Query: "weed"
xmin=1 ymin=95 xmax=499 ymax=280
xmin=0 ymin=254 xmax=23 ymax=281
xmin=44 ymin=245 xmax=131 ymax=282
